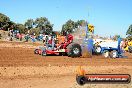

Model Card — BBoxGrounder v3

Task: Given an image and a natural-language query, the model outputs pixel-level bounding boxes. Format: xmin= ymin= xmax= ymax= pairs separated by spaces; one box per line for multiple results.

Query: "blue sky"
xmin=0 ymin=0 xmax=132 ymax=37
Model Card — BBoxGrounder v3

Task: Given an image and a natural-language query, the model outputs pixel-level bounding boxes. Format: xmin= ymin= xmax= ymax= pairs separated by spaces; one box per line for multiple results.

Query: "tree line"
xmin=0 ymin=13 xmax=88 ymax=36
xmin=0 ymin=13 xmax=53 ymax=36
xmin=126 ymin=24 xmax=132 ymax=40
xmin=0 ymin=13 xmax=131 ymax=39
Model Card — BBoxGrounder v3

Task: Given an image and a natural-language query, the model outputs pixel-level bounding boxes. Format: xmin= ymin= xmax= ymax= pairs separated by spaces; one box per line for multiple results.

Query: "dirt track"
xmin=0 ymin=41 xmax=132 ymax=88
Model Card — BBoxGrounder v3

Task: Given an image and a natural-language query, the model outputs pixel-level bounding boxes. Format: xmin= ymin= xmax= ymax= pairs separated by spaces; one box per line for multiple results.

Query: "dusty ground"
xmin=0 ymin=41 xmax=132 ymax=88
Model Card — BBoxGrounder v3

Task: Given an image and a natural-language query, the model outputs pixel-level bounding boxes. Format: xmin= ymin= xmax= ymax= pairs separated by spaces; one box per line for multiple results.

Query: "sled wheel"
xmin=94 ymin=45 xmax=102 ymax=54
xmin=128 ymin=46 xmax=132 ymax=53
xmin=103 ymin=50 xmax=110 ymax=58
xmin=110 ymin=50 xmax=118 ymax=58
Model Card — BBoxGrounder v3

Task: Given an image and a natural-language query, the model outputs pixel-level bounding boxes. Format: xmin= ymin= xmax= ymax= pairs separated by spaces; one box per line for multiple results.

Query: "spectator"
xmin=19 ymin=33 xmax=22 ymax=41
xmin=25 ymin=34 xmax=29 ymax=42
xmin=48 ymin=37 xmax=52 ymax=45
xmin=48 ymin=34 xmax=52 ymax=41
xmin=9 ymin=30 xmax=13 ymax=41
xmin=45 ymin=36 xmax=49 ymax=44
xmin=31 ymin=34 xmax=36 ymax=42
xmin=16 ymin=33 xmax=19 ymax=39
xmin=42 ymin=33 xmax=46 ymax=43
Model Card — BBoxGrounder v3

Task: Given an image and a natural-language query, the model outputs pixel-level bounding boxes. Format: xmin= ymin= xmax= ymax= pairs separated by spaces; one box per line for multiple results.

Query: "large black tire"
xmin=110 ymin=50 xmax=118 ymax=58
xmin=128 ymin=46 xmax=132 ymax=53
xmin=67 ymin=43 xmax=74 ymax=57
xmin=76 ymin=76 xmax=86 ymax=85
xmin=67 ymin=43 xmax=82 ymax=58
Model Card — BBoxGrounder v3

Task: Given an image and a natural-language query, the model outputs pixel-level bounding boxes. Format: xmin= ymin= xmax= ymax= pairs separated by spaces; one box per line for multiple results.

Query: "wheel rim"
xmin=96 ymin=47 xmax=101 ymax=53
xmin=104 ymin=51 xmax=109 ymax=57
xmin=112 ymin=52 xmax=117 ymax=58
xmin=73 ymin=48 xmax=79 ymax=54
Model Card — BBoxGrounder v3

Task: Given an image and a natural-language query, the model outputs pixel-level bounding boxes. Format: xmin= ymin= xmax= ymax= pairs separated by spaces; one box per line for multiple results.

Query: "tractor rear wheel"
xmin=67 ymin=43 xmax=82 ymax=58
xmin=67 ymin=43 xmax=74 ymax=57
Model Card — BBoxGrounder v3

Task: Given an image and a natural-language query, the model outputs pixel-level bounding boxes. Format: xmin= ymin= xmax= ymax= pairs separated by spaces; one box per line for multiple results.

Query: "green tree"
xmin=34 ymin=17 xmax=53 ymax=34
xmin=75 ymin=20 xmax=86 ymax=27
xmin=61 ymin=19 xmax=76 ymax=35
xmin=113 ymin=35 xmax=120 ymax=40
xmin=61 ymin=19 xmax=87 ymax=35
xmin=15 ymin=23 xmax=26 ymax=33
xmin=126 ymin=24 xmax=132 ymax=40
xmin=0 ymin=13 xmax=10 ymax=30
xmin=0 ymin=13 xmax=10 ymax=23
xmin=24 ymin=19 xmax=34 ymax=29
xmin=30 ymin=28 xmax=40 ymax=36
xmin=7 ymin=21 xmax=16 ymax=30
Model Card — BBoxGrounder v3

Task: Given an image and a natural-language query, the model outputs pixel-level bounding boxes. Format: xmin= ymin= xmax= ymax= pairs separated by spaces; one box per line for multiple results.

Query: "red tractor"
xmin=34 ymin=23 xmax=101 ymax=58
xmin=34 ymin=34 xmax=82 ymax=57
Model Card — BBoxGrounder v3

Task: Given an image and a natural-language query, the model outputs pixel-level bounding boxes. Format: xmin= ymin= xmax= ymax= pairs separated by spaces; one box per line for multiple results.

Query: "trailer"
xmin=94 ymin=37 xmax=125 ymax=58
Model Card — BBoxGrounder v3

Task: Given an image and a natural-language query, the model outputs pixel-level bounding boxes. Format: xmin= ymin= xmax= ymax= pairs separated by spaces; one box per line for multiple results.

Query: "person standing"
xmin=10 ymin=30 xmax=13 ymax=41
xmin=25 ymin=33 xmax=29 ymax=42
xmin=42 ymin=33 xmax=46 ymax=43
xmin=45 ymin=35 xmax=49 ymax=44
xmin=87 ymin=36 xmax=94 ymax=55
xmin=19 ymin=33 xmax=22 ymax=41
xmin=48 ymin=34 xmax=52 ymax=41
